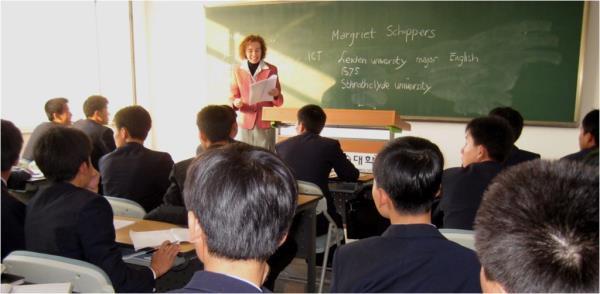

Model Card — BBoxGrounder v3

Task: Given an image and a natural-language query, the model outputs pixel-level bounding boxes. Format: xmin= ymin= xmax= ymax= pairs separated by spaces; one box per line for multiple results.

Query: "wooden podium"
xmin=262 ymin=108 xmax=411 ymax=153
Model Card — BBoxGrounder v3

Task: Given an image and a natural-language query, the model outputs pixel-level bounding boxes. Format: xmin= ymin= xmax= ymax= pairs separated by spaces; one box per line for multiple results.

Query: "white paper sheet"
xmin=249 ymin=75 xmax=278 ymax=105
xmin=113 ymin=219 xmax=135 ymax=231
xmin=7 ymin=283 xmax=72 ymax=293
xmin=129 ymin=228 xmax=189 ymax=251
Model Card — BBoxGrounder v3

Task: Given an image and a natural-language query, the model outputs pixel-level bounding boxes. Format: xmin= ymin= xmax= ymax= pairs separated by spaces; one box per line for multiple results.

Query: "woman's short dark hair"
xmin=114 ymin=105 xmax=152 ymax=140
xmin=83 ymin=95 xmax=109 ymax=118
xmin=184 ymin=143 xmax=297 ymax=261
xmin=466 ymin=116 xmax=514 ymax=162
xmin=196 ymin=105 xmax=236 ymax=142
xmin=239 ymin=35 xmax=267 ymax=60
xmin=297 ymin=104 xmax=327 ymax=134
xmin=373 ymin=136 xmax=444 ymax=214
xmin=1 ymin=119 xmax=23 ymax=171
xmin=44 ymin=97 xmax=69 ymax=121
xmin=34 ymin=127 xmax=92 ymax=182
xmin=475 ymin=159 xmax=598 ymax=293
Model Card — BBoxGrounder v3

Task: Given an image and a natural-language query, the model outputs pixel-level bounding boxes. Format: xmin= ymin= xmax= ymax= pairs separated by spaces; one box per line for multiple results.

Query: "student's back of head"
xmin=44 ymin=97 xmax=71 ymax=125
xmin=580 ymin=109 xmax=599 ymax=149
xmin=34 ymin=127 xmax=92 ymax=182
xmin=184 ymin=143 xmax=297 ymax=261
xmin=464 ymin=116 xmax=513 ymax=164
xmin=489 ymin=106 xmax=523 ymax=142
xmin=114 ymin=105 xmax=152 ymax=141
xmin=196 ymin=105 xmax=237 ymax=143
xmin=1 ymin=120 xmax=23 ymax=172
xmin=475 ymin=159 xmax=598 ymax=293
xmin=297 ymin=104 xmax=326 ymax=135
xmin=373 ymin=136 xmax=444 ymax=214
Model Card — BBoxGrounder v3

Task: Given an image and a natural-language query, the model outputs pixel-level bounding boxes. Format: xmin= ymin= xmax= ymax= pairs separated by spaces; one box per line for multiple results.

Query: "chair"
xmin=104 ymin=196 xmax=146 ymax=218
xmin=439 ymin=228 xmax=475 ymax=250
xmin=297 ymin=180 xmax=344 ymax=293
xmin=2 ymin=250 xmax=114 ymax=293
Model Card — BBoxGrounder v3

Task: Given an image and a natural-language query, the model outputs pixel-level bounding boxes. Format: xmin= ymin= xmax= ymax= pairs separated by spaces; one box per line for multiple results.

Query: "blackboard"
xmin=205 ymin=1 xmax=586 ymax=124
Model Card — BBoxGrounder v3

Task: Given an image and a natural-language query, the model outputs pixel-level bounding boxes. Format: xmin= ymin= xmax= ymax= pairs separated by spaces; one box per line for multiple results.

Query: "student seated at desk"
xmin=73 ymin=95 xmax=116 ymax=170
xmin=100 ymin=105 xmax=174 ymax=212
xmin=562 ymin=109 xmax=598 ymax=166
xmin=145 ymin=105 xmax=238 ymax=225
xmin=172 ymin=143 xmax=297 ymax=293
xmin=1 ymin=120 xmax=26 ymax=260
xmin=331 ymin=137 xmax=481 ymax=292
xmin=489 ymin=106 xmax=540 ymax=167
xmin=22 ymin=97 xmax=72 ymax=162
xmin=436 ymin=116 xmax=513 ymax=230
xmin=25 ymin=127 xmax=179 ymax=292
xmin=475 ymin=160 xmax=598 ymax=293
xmin=276 ymin=104 xmax=359 ymax=234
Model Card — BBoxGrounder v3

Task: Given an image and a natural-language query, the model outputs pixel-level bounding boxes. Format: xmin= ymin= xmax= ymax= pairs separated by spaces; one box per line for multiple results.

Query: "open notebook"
xmin=1 ymin=283 xmax=72 ymax=293
xmin=129 ymin=228 xmax=189 ymax=251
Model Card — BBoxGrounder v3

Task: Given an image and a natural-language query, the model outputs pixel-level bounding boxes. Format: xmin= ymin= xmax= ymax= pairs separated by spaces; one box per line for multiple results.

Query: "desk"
xmin=115 ymin=194 xmax=322 ymax=292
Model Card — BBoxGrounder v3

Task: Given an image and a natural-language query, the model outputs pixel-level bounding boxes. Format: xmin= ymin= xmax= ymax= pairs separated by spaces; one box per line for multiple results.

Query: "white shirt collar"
xmin=240 ymin=59 xmax=268 ymax=80
xmin=221 ymin=273 xmax=262 ymax=292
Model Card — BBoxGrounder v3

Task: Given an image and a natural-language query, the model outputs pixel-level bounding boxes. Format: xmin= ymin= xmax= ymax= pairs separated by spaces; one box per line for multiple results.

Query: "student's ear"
xmin=476 ymin=144 xmax=488 ymax=161
xmin=296 ymin=122 xmax=305 ymax=134
xmin=230 ymin=122 xmax=238 ymax=139
xmin=277 ymin=233 xmax=288 ymax=247
xmin=372 ymin=184 xmax=390 ymax=219
xmin=479 ymin=267 xmax=507 ymax=293
xmin=199 ymin=131 xmax=208 ymax=145
xmin=188 ymin=211 xmax=208 ymax=260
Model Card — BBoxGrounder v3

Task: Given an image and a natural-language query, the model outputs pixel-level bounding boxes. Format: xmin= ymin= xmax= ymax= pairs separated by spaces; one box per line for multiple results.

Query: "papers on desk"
xmin=129 ymin=228 xmax=189 ymax=251
xmin=113 ymin=219 xmax=136 ymax=230
xmin=249 ymin=75 xmax=277 ymax=105
xmin=1 ymin=282 xmax=72 ymax=293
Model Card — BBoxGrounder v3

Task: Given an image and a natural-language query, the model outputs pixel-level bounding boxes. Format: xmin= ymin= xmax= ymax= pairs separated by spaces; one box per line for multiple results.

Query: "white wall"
xmin=135 ymin=2 xmax=598 ymax=166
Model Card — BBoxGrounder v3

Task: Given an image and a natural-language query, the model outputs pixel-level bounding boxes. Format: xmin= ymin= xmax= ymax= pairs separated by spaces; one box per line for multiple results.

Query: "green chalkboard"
xmin=205 ymin=1 xmax=586 ymax=124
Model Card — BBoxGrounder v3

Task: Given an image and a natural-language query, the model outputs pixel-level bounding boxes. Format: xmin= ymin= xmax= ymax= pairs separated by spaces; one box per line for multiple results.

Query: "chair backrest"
xmin=439 ymin=228 xmax=476 ymax=250
xmin=3 ymin=250 xmax=114 ymax=293
xmin=104 ymin=196 xmax=146 ymax=218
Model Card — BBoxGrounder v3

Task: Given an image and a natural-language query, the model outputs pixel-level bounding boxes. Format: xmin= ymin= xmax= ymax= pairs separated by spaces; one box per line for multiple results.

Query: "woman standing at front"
xmin=230 ymin=35 xmax=283 ymax=150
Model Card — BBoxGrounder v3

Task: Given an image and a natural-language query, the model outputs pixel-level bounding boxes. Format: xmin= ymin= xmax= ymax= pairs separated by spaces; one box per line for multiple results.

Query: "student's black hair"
xmin=475 ymin=159 xmax=599 ymax=293
xmin=1 ymin=120 xmax=23 ymax=172
xmin=44 ymin=97 xmax=69 ymax=122
xmin=466 ymin=116 xmax=514 ymax=162
xmin=582 ymin=109 xmax=599 ymax=147
xmin=373 ymin=136 xmax=444 ymax=214
xmin=297 ymin=104 xmax=327 ymax=135
xmin=196 ymin=105 xmax=237 ymax=143
xmin=184 ymin=143 xmax=297 ymax=261
xmin=489 ymin=106 xmax=523 ymax=141
xmin=33 ymin=127 xmax=92 ymax=182
xmin=83 ymin=95 xmax=109 ymax=118
xmin=113 ymin=105 xmax=152 ymax=140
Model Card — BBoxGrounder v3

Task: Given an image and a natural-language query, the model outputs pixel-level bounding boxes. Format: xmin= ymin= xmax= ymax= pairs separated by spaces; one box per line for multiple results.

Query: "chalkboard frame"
xmin=204 ymin=1 xmax=589 ymax=127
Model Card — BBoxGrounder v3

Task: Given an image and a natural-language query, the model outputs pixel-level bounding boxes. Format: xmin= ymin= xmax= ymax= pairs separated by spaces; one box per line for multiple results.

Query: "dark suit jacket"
xmin=22 ymin=122 xmax=59 ymax=161
xmin=25 ymin=182 xmax=154 ymax=292
xmin=562 ymin=147 xmax=599 ymax=166
xmin=503 ymin=145 xmax=540 ymax=168
xmin=99 ymin=142 xmax=174 ymax=212
xmin=1 ymin=182 xmax=26 ymax=260
xmin=438 ymin=161 xmax=503 ymax=230
xmin=275 ymin=132 xmax=359 ymax=226
xmin=172 ymin=271 xmax=267 ymax=293
xmin=73 ymin=119 xmax=116 ymax=170
xmin=331 ymin=224 xmax=481 ymax=293
xmin=144 ymin=158 xmax=193 ymax=225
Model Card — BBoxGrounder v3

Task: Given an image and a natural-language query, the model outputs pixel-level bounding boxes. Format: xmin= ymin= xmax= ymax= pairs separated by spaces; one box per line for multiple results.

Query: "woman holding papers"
xmin=230 ymin=34 xmax=283 ymax=150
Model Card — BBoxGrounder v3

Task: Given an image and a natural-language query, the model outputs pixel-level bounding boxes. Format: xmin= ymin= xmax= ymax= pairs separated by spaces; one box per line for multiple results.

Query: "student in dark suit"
xmin=437 ymin=116 xmax=513 ymax=230
xmin=331 ymin=137 xmax=481 ymax=293
xmin=99 ymin=105 xmax=174 ymax=212
xmin=562 ymin=109 xmax=598 ymax=166
xmin=73 ymin=95 xmax=116 ymax=170
xmin=1 ymin=119 xmax=26 ymax=260
xmin=145 ymin=105 xmax=238 ymax=225
xmin=475 ymin=160 xmax=598 ymax=293
xmin=275 ymin=104 xmax=359 ymax=233
xmin=22 ymin=97 xmax=72 ymax=161
xmin=25 ymin=127 xmax=179 ymax=292
xmin=172 ymin=143 xmax=297 ymax=293
xmin=489 ymin=106 xmax=540 ymax=167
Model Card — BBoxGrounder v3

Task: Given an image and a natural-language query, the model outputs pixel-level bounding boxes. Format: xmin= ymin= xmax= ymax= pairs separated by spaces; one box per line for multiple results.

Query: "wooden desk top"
xmin=114 ymin=216 xmax=196 ymax=253
xmin=116 ymin=195 xmax=322 ymax=253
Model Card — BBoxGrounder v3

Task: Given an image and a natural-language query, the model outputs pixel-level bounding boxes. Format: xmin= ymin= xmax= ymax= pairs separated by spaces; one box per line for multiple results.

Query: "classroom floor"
xmin=274 ymin=258 xmax=332 ymax=293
